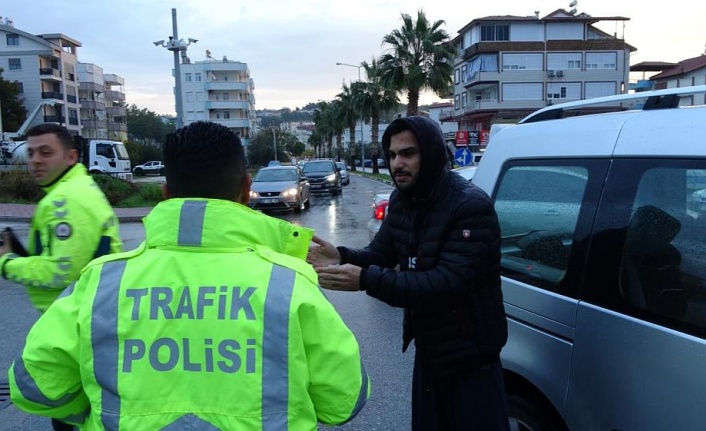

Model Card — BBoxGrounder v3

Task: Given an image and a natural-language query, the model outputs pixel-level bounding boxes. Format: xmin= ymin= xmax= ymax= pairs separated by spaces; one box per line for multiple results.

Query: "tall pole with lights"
xmin=335 ymin=62 xmax=365 ymax=169
xmin=154 ymin=8 xmax=197 ymax=129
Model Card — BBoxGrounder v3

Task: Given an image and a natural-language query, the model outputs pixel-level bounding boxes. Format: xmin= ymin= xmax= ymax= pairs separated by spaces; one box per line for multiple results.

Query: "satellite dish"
xmin=569 ymin=0 xmax=577 ymax=7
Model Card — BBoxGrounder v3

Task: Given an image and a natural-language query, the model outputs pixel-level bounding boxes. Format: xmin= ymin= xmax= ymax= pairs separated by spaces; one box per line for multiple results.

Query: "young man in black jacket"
xmin=308 ymin=115 xmax=510 ymax=430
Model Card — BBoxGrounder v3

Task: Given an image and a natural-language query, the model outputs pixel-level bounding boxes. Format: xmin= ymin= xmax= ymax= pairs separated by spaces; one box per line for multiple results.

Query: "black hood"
xmin=381 ymin=115 xmax=448 ymax=201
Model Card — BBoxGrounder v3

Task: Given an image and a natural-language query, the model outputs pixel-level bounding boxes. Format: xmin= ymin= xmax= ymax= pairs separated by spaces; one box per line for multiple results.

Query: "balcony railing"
xmin=68 ymin=118 xmax=79 ymax=126
xmin=39 ymin=68 xmax=61 ymax=78
xmin=82 ymin=119 xmax=108 ymax=129
xmin=44 ymin=115 xmax=65 ymax=123
xmin=104 ymin=91 xmax=125 ymax=102
xmin=42 ymin=91 xmax=64 ymax=100
xmin=67 ymin=95 xmax=77 ymax=104
xmin=107 ymin=123 xmax=128 ymax=132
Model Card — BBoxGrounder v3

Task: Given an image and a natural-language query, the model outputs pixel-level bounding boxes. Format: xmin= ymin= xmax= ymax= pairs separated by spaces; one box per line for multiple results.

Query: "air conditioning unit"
xmin=556 ymin=70 xmax=564 ymax=77
xmin=547 ymin=70 xmax=555 ymax=77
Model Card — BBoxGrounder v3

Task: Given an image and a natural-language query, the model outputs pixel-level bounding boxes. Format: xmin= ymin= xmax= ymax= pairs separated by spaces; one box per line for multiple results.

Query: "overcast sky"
xmin=4 ymin=1 xmax=705 ymax=114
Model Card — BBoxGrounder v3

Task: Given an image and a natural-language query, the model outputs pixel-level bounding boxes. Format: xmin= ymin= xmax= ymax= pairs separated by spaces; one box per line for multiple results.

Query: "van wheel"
xmin=134 ymin=168 xmax=143 ymax=176
xmin=507 ymin=394 xmax=566 ymax=431
xmin=159 ymin=168 xmax=165 ymax=176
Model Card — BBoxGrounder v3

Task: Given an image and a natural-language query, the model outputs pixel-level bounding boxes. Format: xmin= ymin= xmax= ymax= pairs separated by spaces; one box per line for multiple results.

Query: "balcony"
xmin=104 ymin=91 xmax=125 ymax=102
xmin=42 ymin=91 xmax=64 ymax=100
xmin=202 ymin=62 xmax=248 ymax=72
xmin=68 ymin=117 xmax=79 ymax=126
xmin=82 ymin=119 xmax=108 ymax=129
xmin=39 ymin=68 xmax=62 ymax=81
xmin=205 ymin=100 xmax=250 ymax=110
xmin=106 ymin=106 xmax=126 ymax=117
xmin=79 ymin=82 xmax=104 ymax=93
xmin=464 ymin=71 xmax=501 ymax=89
xmin=80 ymin=100 xmax=106 ymax=111
xmin=44 ymin=115 xmax=65 ymax=123
xmin=107 ymin=123 xmax=128 ymax=132
xmin=209 ymin=118 xmax=250 ymax=128
xmin=464 ymin=99 xmax=546 ymax=113
xmin=67 ymin=95 xmax=77 ymax=104
xmin=204 ymin=81 xmax=248 ymax=91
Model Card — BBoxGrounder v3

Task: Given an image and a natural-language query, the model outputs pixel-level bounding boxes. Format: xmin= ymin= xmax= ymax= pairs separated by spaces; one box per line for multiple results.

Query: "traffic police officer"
xmin=9 ymin=121 xmax=369 ymax=430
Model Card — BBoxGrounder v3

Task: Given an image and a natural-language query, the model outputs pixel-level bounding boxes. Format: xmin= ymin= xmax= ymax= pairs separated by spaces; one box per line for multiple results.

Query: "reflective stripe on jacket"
xmin=0 ymin=163 xmax=122 ymax=311
xmin=10 ymin=198 xmax=370 ymax=430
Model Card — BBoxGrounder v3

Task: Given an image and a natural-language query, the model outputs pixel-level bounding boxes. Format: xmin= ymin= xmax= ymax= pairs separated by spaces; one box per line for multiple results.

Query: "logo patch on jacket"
xmin=55 ymin=222 xmax=72 ymax=240
xmin=463 ymin=229 xmax=471 ymax=238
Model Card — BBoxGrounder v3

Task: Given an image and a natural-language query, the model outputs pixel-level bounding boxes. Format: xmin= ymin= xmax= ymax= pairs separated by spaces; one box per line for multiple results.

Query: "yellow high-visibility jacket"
xmin=10 ymin=198 xmax=370 ymax=430
xmin=0 ymin=163 xmax=122 ymax=311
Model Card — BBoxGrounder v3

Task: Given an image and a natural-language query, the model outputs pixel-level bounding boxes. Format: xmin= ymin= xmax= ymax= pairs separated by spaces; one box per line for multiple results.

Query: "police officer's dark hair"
xmin=163 ymin=121 xmax=247 ymax=200
xmin=26 ymin=123 xmax=77 ymax=152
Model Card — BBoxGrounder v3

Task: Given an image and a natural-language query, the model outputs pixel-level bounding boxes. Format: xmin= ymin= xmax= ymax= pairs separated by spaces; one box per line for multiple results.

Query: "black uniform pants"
xmin=411 ymin=355 xmax=511 ymax=431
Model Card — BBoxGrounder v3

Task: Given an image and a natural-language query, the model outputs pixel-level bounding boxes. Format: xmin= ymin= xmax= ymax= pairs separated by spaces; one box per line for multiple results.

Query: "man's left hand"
xmin=315 ymin=264 xmax=362 ymax=291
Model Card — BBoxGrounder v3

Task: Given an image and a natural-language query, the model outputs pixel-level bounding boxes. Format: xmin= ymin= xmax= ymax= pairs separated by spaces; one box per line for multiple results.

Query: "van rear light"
xmin=373 ymin=200 xmax=389 ymax=221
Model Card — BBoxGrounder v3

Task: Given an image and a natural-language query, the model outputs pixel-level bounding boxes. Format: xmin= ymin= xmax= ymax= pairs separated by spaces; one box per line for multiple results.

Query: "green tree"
xmin=357 ymin=58 xmax=401 ymax=173
xmin=247 ymin=128 xmax=301 ymax=166
xmin=126 ymin=104 xmax=175 ymax=145
xmin=379 ymin=9 xmax=456 ymax=116
xmin=337 ymin=83 xmax=362 ymax=170
xmin=0 ymin=68 xmax=28 ymax=135
xmin=312 ymin=101 xmax=334 ymax=159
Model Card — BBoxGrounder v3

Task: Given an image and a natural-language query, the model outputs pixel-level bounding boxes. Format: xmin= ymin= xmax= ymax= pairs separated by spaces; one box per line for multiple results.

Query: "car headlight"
xmin=281 ymin=188 xmax=298 ymax=197
xmin=249 ymin=191 xmax=259 ymax=198
xmin=325 ymin=173 xmax=337 ymax=182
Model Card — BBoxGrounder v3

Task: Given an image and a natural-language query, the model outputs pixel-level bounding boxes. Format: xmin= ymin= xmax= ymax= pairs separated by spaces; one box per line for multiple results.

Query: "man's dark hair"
xmin=163 ymin=121 xmax=246 ymax=200
xmin=26 ymin=123 xmax=76 ymax=151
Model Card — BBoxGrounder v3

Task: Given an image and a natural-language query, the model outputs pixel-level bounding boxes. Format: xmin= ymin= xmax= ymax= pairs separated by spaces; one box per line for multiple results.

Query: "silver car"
xmin=336 ymin=161 xmax=350 ymax=185
xmin=248 ymin=166 xmax=310 ymax=213
xmin=367 ymin=166 xmax=477 ymax=240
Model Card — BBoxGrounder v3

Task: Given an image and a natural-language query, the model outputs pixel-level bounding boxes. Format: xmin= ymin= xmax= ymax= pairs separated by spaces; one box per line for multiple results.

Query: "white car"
xmin=133 ymin=160 xmax=164 ymax=176
xmin=367 ymin=165 xmax=477 ymax=241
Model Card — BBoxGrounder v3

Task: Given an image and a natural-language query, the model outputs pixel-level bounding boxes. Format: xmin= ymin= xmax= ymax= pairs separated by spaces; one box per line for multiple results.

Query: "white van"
xmin=472 ymin=86 xmax=706 ymax=431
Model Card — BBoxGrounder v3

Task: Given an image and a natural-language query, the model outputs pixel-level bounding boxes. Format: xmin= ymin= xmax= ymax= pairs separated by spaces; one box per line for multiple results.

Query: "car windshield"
xmin=303 ymin=161 xmax=333 ymax=173
xmin=336 ymin=162 xmax=346 ymax=170
xmin=254 ymin=169 xmax=297 ymax=182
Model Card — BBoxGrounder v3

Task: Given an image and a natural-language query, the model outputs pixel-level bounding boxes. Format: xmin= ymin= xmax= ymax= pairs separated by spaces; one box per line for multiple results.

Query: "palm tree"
xmin=336 ymin=83 xmax=361 ymax=170
xmin=328 ymin=100 xmax=345 ymax=161
xmin=312 ymin=101 xmax=333 ymax=158
xmin=356 ymin=57 xmax=400 ymax=173
xmin=379 ymin=9 xmax=456 ymax=116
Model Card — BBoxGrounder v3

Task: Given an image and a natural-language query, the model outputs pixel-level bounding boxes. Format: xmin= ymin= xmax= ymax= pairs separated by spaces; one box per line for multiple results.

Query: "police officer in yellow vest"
xmin=9 ymin=121 xmax=370 ymax=430
xmin=0 ymin=124 xmax=122 ymax=313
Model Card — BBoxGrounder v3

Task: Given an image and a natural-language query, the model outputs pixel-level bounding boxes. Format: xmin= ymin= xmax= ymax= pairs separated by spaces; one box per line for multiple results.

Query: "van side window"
xmin=619 ymin=166 xmax=706 ymax=329
xmin=494 ymin=164 xmax=589 ymax=292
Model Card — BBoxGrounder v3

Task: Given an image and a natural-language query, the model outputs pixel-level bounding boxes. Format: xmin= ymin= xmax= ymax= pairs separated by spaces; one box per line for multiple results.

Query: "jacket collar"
xmin=143 ymin=198 xmax=314 ymax=260
xmin=40 ymin=163 xmax=85 ymax=193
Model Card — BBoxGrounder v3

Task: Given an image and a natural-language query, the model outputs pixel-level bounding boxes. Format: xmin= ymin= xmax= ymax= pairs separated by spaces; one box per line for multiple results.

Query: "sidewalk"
xmin=0 ymin=203 xmax=152 ymax=223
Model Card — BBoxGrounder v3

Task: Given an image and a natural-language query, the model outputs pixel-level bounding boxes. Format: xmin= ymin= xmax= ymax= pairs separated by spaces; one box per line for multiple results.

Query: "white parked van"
xmin=472 ymin=86 xmax=706 ymax=431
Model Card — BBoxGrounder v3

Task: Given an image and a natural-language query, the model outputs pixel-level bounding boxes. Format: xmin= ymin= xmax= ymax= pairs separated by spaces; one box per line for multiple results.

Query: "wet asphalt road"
xmin=0 ymin=174 xmax=414 ymax=431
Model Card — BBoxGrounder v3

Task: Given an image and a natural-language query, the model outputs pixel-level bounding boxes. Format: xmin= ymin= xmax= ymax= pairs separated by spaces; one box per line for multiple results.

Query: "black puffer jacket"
xmin=339 ymin=116 xmax=507 ymax=375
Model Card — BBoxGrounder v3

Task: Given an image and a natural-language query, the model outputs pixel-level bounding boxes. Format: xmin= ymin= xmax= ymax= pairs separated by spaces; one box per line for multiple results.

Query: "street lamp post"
xmin=335 ymin=62 xmax=365 ymax=169
xmin=154 ymin=8 xmax=197 ymax=129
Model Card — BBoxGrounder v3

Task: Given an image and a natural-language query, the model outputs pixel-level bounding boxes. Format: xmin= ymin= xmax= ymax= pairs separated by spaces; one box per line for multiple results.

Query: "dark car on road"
xmin=302 ymin=159 xmax=342 ymax=195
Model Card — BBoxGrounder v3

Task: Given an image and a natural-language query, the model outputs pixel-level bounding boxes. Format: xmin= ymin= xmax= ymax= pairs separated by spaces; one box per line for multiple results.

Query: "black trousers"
xmin=51 ymin=419 xmax=74 ymax=431
xmin=411 ymin=355 xmax=511 ymax=431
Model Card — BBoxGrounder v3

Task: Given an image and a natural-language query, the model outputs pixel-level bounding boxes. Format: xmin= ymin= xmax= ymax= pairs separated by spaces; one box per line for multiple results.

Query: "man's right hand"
xmin=307 ymin=235 xmax=341 ymax=268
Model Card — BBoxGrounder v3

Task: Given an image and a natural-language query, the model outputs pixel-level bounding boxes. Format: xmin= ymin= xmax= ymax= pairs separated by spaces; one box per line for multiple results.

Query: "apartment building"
xmin=76 ymin=64 xmax=128 ymax=141
xmin=630 ymin=55 xmax=706 ymax=105
xmin=179 ymin=57 xmax=255 ymax=145
xmin=0 ymin=22 xmax=82 ymax=135
xmin=440 ymin=8 xmax=634 ymax=150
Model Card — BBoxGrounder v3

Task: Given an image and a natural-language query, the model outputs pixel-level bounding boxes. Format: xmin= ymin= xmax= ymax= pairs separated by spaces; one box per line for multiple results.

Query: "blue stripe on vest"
xmin=262 ymin=265 xmax=296 ymax=431
xmin=12 ymin=358 xmax=83 ymax=407
xmin=178 ymin=201 xmax=207 ymax=246
xmin=91 ymin=260 xmax=127 ymax=431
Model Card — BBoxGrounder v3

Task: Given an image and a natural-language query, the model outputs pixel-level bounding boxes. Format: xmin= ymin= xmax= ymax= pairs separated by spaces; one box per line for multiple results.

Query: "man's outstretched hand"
xmin=307 ymin=235 xmax=341 ymax=269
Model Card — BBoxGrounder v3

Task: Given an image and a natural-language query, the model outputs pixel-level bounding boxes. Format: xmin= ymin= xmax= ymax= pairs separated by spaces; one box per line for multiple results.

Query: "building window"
xmin=216 ymin=112 xmax=221 ymax=119
xmin=454 ymin=95 xmax=460 ymax=110
xmin=185 ymin=73 xmax=192 ymax=82
xmin=503 ymin=83 xmax=543 ymax=100
xmin=461 ymin=92 xmax=467 ymax=108
xmin=196 ymin=92 xmax=203 ymax=102
xmin=186 ymin=92 xmax=194 ymax=102
xmin=223 ymin=92 xmax=229 ymax=101
xmin=461 ymin=65 xmax=467 ymax=83
xmin=8 ymin=58 xmax=21 ymax=70
xmin=546 ymin=83 xmax=581 ymax=100
xmin=195 ymin=73 xmax=202 ymax=82
xmin=548 ymin=53 xmax=582 ymax=71
xmin=6 ymin=34 xmax=19 ymax=46
xmin=224 ymin=111 xmax=230 ymax=119
xmin=586 ymin=52 xmax=617 ymax=70
xmin=503 ymin=53 xmax=543 ymax=70
xmin=454 ymin=68 xmax=460 ymax=84
xmin=481 ymin=24 xmax=509 ymax=41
